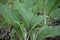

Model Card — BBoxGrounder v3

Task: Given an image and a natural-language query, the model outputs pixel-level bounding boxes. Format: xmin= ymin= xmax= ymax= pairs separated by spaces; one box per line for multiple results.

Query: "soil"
xmin=45 ymin=36 xmax=60 ymax=40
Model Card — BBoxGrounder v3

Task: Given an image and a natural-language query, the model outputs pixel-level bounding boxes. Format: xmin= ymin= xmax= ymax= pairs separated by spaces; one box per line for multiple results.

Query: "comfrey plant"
xmin=0 ymin=0 xmax=60 ymax=40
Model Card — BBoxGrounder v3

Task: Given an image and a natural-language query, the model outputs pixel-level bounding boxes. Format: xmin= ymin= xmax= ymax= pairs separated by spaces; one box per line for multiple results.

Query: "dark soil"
xmin=45 ymin=36 xmax=60 ymax=40
xmin=0 ymin=25 xmax=13 ymax=40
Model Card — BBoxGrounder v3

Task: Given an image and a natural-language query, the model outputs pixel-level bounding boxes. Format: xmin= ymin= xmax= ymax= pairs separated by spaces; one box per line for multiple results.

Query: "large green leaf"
xmin=46 ymin=26 xmax=60 ymax=37
xmin=1 ymin=5 xmax=24 ymax=40
xmin=36 ymin=26 xmax=60 ymax=40
xmin=50 ymin=8 xmax=60 ymax=20
xmin=1 ymin=5 xmax=21 ymax=23
xmin=46 ymin=0 xmax=57 ymax=12
xmin=13 ymin=1 xmax=34 ymax=24
xmin=36 ymin=26 xmax=52 ymax=40
xmin=29 ymin=15 xmax=48 ymax=32
xmin=51 ymin=0 xmax=60 ymax=9
xmin=46 ymin=0 xmax=60 ymax=13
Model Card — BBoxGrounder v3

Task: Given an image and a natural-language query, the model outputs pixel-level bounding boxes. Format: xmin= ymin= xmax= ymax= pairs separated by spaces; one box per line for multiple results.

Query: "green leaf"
xmin=0 ymin=3 xmax=3 ymax=13
xmin=13 ymin=22 xmax=24 ymax=40
xmin=46 ymin=0 xmax=57 ymax=12
xmin=13 ymin=22 xmax=27 ymax=40
xmin=13 ymin=1 xmax=34 ymax=24
xmin=50 ymin=8 xmax=60 ymax=20
xmin=1 ymin=5 xmax=21 ymax=23
xmin=1 ymin=5 xmax=24 ymax=40
xmin=46 ymin=26 xmax=60 ymax=37
xmin=36 ymin=26 xmax=60 ymax=40
xmin=51 ymin=0 xmax=60 ymax=10
xmin=23 ymin=0 xmax=34 ymax=9
xmin=29 ymin=15 xmax=48 ymax=32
